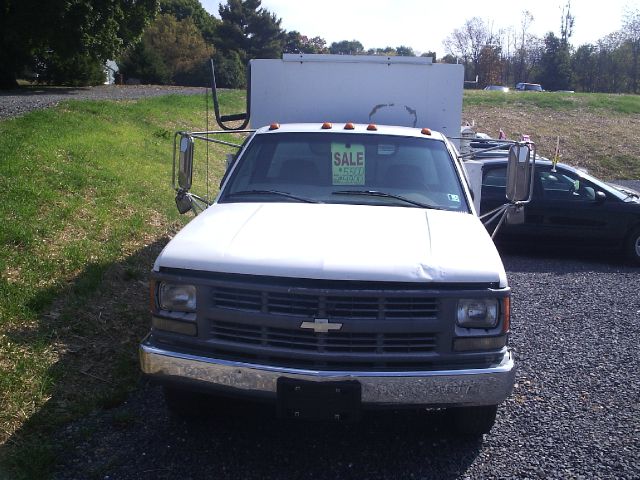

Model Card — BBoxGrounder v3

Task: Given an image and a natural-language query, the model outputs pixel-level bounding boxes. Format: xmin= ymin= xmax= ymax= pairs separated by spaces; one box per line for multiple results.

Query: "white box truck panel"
xmin=250 ymin=54 xmax=464 ymax=146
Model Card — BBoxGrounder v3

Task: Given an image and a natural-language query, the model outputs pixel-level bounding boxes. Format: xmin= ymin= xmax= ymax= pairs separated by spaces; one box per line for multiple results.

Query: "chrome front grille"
xmin=199 ymin=278 xmax=446 ymax=370
xmin=210 ymin=320 xmax=437 ymax=354
xmin=211 ymin=286 xmax=438 ymax=321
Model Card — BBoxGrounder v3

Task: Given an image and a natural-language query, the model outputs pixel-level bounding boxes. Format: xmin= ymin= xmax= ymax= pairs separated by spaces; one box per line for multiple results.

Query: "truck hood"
xmin=155 ymin=203 xmax=507 ymax=286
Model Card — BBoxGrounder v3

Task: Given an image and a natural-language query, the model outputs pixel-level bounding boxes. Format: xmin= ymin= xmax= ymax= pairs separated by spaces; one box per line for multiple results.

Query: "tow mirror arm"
xmin=479 ymin=142 xmax=536 ymax=238
xmin=171 ymin=130 xmax=252 ymax=215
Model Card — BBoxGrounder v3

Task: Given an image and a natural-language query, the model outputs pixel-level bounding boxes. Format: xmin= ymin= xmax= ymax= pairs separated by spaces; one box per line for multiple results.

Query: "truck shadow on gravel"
xmin=52 ymin=383 xmax=484 ymax=480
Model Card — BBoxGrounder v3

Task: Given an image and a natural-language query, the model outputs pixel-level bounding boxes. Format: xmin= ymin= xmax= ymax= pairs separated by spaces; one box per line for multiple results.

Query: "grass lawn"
xmin=0 ymin=90 xmax=246 ymax=478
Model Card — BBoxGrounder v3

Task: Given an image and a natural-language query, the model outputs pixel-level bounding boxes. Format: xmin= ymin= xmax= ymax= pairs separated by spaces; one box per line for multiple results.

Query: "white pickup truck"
xmin=140 ymin=55 xmax=529 ymax=437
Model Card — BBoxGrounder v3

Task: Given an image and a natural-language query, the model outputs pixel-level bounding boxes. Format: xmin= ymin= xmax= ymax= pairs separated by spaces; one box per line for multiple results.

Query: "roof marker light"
xmin=344 ymin=122 xmax=355 ymax=130
xmin=421 ymin=128 xmax=432 ymax=136
xmin=321 ymin=122 xmax=333 ymax=129
xmin=367 ymin=124 xmax=378 ymax=131
xmin=269 ymin=123 xmax=280 ymax=130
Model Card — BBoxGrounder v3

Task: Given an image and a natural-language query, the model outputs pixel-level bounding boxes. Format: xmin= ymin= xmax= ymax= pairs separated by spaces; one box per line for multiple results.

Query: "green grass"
xmin=596 ymin=154 xmax=640 ymax=179
xmin=0 ymin=91 xmax=245 ymax=478
xmin=463 ymin=90 xmax=640 ymax=114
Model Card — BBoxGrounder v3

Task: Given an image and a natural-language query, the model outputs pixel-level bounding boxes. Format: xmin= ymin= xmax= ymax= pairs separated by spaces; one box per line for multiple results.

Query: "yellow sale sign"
xmin=331 ymin=143 xmax=365 ymax=185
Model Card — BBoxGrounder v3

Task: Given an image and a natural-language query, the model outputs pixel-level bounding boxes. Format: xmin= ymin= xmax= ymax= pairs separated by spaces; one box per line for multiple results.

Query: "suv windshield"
xmin=219 ymin=132 xmax=469 ymax=212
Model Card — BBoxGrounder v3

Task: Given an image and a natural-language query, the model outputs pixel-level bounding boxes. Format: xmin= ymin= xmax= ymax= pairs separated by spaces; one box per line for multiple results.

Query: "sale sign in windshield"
xmin=331 ymin=143 xmax=365 ymax=185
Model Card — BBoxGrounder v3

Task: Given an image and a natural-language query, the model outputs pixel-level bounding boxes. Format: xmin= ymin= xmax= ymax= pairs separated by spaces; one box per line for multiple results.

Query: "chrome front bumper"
xmin=140 ymin=336 xmax=515 ymax=407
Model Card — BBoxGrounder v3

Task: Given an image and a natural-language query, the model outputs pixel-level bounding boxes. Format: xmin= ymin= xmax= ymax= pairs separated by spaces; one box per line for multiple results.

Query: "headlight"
xmin=158 ymin=283 xmax=197 ymax=312
xmin=456 ymin=299 xmax=498 ymax=328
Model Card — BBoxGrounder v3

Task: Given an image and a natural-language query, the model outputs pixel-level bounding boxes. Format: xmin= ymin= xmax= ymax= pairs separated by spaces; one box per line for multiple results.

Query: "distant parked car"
xmin=479 ymin=158 xmax=640 ymax=264
xmin=484 ymin=85 xmax=509 ymax=92
xmin=515 ymin=82 xmax=543 ymax=92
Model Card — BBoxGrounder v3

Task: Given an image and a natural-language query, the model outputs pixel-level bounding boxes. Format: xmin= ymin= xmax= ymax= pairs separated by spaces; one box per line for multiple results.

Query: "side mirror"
xmin=177 ymin=135 xmax=194 ymax=190
xmin=506 ymin=144 xmax=532 ymax=202
xmin=595 ymin=191 xmax=607 ymax=203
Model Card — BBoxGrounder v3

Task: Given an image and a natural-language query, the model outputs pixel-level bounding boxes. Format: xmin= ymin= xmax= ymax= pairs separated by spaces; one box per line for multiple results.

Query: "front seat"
xmin=279 ymin=159 xmax=321 ymax=185
xmin=384 ymin=164 xmax=425 ymax=189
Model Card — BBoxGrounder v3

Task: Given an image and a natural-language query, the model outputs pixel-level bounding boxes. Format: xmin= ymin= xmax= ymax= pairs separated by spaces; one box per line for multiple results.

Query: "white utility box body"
xmin=249 ymin=54 xmax=464 ymax=147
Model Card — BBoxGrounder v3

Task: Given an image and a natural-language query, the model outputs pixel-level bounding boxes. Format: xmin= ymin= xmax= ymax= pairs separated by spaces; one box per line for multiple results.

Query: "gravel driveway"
xmin=51 ymin=250 xmax=640 ymax=480
xmin=0 ymin=85 xmax=206 ymax=119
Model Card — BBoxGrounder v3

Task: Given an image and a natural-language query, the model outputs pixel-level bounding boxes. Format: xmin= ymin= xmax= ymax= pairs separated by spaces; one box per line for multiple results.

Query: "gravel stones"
xmin=0 ymin=85 xmax=206 ymax=119
xmin=51 ymin=251 xmax=640 ymax=480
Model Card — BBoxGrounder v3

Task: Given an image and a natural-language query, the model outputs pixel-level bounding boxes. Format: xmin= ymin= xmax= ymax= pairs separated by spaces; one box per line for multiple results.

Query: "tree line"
xmin=1 ymin=0 xmax=638 ymax=93
xmin=118 ymin=0 xmax=434 ymax=89
xmin=443 ymin=4 xmax=640 ymax=93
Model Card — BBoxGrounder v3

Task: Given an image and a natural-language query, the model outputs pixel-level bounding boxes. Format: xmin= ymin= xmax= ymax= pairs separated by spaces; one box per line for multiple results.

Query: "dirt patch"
xmin=463 ymin=105 xmax=640 ymax=179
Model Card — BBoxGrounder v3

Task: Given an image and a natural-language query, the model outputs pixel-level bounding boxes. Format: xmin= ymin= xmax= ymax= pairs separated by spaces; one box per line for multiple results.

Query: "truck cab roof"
xmin=254 ymin=122 xmax=449 ymax=143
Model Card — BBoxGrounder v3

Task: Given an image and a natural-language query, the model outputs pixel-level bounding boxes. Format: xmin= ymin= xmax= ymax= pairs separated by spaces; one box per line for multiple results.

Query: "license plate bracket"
xmin=277 ymin=378 xmax=361 ymax=422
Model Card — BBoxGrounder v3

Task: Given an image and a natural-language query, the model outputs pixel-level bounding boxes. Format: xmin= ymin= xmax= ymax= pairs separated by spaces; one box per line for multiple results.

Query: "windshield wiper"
xmin=224 ymin=189 xmax=321 ymax=203
xmin=332 ymin=190 xmax=445 ymax=210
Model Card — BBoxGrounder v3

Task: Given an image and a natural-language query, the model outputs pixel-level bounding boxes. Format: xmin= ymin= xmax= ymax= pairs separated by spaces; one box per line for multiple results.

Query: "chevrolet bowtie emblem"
xmin=300 ymin=318 xmax=343 ymax=333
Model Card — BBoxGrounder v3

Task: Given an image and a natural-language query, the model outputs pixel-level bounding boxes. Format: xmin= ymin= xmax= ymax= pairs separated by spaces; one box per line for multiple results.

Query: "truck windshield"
xmin=219 ymin=132 xmax=469 ymax=212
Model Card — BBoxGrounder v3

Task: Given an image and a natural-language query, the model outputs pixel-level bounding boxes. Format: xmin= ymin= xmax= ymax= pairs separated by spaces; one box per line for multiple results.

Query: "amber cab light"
xmin=421 ymin=128 xmax=432 ymax=135
xmin=321 ymin=122 xmax=333 ymax=129
xmin=367 ymin=124 xmax=378 ymax=131
xmin=344 ymin=122 xmax=355 ymax=130
xmin=269 ymin=123 xmax=280 ymax=130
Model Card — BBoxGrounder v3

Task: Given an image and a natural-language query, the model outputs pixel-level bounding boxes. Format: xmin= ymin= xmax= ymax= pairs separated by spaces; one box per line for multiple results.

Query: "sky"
xmin=200 ymin=0 xmax=640 ymax=57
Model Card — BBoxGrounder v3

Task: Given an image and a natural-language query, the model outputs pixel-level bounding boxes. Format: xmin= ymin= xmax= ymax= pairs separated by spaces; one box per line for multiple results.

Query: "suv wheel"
xmin=449 ymin=405 xmax=498 ymax=437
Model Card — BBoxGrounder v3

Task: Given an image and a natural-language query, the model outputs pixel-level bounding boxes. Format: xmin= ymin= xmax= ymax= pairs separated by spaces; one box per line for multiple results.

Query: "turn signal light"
xmin=149 ymin=279 xmax=157 ymax=313
xmin=502 ymin=297 xmax=511 ymax=333
xmin=152 ymin=316 xmax=197 ymax=336
xmin=453 ymin=335 xmax=507 ymax=352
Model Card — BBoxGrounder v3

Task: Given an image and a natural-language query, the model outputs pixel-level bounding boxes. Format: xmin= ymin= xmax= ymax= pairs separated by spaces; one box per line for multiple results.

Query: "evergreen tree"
xmin=215 ymin=0 xmax=285 ymax=61
xmin=539 ymin=32 xmax=572 ymax=90
xmin=572 ymin=44 xmax=597 ymax=92
xmin=395 ymin=46 xmax=416 ymax=56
